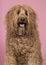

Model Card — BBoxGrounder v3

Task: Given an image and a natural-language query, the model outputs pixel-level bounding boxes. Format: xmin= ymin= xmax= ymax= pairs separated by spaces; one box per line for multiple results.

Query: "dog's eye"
xmin=25 ymin=11 xmax=28 ymax=16
xmin=17 ymin=10 xmax=20 ymax=15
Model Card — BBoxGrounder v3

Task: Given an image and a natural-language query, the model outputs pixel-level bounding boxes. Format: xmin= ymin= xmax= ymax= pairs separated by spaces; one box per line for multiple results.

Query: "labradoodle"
xmin=5 ymin=5 xmax=42 ymax=65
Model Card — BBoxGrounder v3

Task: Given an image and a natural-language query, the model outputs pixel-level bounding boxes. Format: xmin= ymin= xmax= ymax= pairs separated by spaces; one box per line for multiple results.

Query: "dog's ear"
xmin=5 ymin=8 xmax=15 ymax=32
xmin=28 ymin=6 xmax=36 ymax=22
xmin=28 ymin=7 xmax=37 ymax=30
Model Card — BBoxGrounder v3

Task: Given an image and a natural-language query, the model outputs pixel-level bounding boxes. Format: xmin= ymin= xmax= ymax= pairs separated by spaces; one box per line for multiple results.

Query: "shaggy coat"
xmin=5 ymin=5 xmax=42 ymax=65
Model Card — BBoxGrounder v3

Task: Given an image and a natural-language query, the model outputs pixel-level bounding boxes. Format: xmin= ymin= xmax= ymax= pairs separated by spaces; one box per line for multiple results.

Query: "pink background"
xmin=0 ymin=0 xmax=46 ymax=65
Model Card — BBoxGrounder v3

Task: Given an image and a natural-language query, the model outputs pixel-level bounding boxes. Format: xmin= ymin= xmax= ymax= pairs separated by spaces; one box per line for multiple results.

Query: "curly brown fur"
xmin=5 ymin=5 xmax=42 ymax=65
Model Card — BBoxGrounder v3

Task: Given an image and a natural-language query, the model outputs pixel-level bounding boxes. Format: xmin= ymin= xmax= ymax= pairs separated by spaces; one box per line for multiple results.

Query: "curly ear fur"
xmin=5 ymin=9 xmax=14 ymax=32
xmin=25 ymin=6 xmax=38 ymax=38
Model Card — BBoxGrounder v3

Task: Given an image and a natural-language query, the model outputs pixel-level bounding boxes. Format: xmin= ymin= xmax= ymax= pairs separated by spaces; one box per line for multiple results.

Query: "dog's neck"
xmin=6 ymin=27 xmax=39 ymax=39
xmin=7 ymin=31 xmax=32 ymax=39
xmin=6 ymin=29 xmax=39 ymax=42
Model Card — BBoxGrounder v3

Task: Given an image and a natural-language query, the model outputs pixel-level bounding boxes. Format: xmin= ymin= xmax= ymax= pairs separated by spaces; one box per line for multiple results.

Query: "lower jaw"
xmin=17 ymin=27 xmax=26 ymax=36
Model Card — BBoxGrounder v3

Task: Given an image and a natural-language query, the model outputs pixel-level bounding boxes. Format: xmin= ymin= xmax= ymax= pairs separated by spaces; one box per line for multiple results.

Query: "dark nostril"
xmin=21 ymin=17 xmax=25 ymax=22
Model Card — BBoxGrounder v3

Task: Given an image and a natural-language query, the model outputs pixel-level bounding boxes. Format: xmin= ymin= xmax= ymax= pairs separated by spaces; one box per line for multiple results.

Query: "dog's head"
xmin=6 ymin=5 xmax=36 ymax=37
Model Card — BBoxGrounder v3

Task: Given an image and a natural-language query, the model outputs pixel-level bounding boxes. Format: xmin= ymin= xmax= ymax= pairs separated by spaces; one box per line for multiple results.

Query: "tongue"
xmin=20 ymin=24 xmax=25 ymax=27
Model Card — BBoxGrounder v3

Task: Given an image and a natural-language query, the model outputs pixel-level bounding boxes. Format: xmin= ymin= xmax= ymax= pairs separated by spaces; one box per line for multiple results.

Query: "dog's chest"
xmin=14 ymin=38 xmax=30 ymax=54
xmin=13 ymin=38 xmax=31 ymax=64
xmin=9 ymin=37 xmax=34 ymax=56
xmin=8 ymin=37 xmax=34 ymax=65
xmin=10 ymin=37 xmax=33 ymax=55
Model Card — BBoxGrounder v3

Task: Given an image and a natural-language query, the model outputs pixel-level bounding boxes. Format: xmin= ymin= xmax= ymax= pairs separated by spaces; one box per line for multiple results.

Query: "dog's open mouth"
xmin=18 ymin=22 xmax=26 ymax=28
xmin=17 ymin=18 xmax=28 ymax=36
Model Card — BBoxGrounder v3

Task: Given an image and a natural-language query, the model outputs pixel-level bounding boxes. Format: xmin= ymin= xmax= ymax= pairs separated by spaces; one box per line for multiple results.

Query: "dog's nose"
xmin=20 ymin=17 xmax=25 ymax=22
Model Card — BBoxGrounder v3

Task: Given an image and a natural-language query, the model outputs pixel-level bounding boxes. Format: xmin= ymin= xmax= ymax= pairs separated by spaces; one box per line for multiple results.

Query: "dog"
xmin=5 ymin=5 xmax=42 ymax=65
